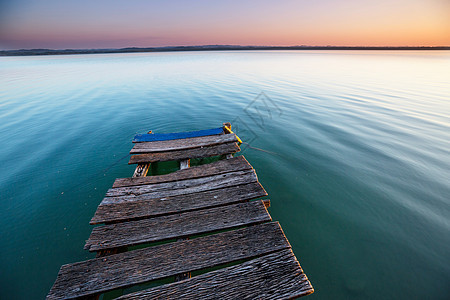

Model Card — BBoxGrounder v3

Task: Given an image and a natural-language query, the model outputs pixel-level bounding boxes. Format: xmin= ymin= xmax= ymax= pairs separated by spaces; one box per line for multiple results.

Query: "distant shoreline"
xmin=1 ymin=45 xmax=449 ymax=56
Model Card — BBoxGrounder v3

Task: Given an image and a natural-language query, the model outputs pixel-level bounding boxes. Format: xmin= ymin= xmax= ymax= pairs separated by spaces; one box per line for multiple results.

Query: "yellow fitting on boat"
xmin=223 ymin=125 xmax=242 ymax=144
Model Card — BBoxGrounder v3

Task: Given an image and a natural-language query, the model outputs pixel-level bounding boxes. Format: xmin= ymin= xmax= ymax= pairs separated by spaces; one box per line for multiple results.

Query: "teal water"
xmin=1 ymin=51 xmax=449 ymax=299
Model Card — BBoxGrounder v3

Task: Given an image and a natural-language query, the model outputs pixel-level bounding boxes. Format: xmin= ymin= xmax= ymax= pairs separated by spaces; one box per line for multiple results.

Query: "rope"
xmin=60 ymin=140 xmax=279 ymax=195
xmin=240 ymin=142 xmax=280 ymax=156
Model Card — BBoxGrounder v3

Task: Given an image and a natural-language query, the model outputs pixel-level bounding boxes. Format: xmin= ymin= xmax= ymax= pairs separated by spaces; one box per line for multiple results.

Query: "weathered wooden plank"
xmin=85 ymin=200 xmax=271 ymax=251
xmin=91 ymin=182 xmax=267 ymax=224
xmin=133 ymin=127 xmax=224 ymax=143
xmin=130 ymin=134 xmax=238 ymax=153
xmin=105 ymin=170 xmax=256 ymax=197
xmin=128 ymin=142 xmax=240 ymax=164
xmin=106 ymin=169 xmax=256 ymax=198
xmin=117 ymin=249 xmax=314 ymax=300
xmin=113 ymin=156 xmax=251 ymax=188
xmin=101 ymin=170 xmax=257 ymax=205
xmin=47 ymin=222 xmax=289 ymax=300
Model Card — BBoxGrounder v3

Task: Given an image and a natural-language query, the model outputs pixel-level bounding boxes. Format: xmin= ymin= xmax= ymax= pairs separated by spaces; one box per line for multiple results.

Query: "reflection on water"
xmin=0 ymin=50 xmax=449 ymax=299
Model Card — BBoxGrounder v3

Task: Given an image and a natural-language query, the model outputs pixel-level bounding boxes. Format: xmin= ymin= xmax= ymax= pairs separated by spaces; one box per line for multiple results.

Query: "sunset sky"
xmin=1 ymin=0 xmax=449 ymax=50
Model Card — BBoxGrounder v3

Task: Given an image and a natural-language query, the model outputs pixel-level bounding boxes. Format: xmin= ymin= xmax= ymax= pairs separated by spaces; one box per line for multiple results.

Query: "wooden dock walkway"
xmin=47 ymin=123 xmax=314 ymax=299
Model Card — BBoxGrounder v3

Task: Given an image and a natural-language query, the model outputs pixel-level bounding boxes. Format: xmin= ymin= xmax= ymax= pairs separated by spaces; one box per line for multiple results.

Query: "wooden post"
xmin=180 ymin=159 xmax=190 ymax=170
xmin=223 ymin=122 xmax=234 ymax=159
xmin=132 ymin=131 xmax=152 ymax=177
xmin=222 ymin=122 xmax=232 ymax=133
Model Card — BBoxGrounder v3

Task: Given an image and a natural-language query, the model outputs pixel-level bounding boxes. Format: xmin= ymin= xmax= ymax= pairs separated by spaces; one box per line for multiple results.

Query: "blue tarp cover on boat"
xmin=133 ymin=127 xmax=224 ymax=142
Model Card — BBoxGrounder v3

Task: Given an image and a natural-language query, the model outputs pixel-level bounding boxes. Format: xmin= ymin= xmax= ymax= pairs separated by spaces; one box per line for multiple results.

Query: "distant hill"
xmin=1 ymin=45 xmax=449 ymax=56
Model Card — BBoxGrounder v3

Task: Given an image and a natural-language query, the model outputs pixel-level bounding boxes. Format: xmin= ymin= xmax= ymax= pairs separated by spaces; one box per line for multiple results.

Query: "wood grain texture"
xmin=106 ymin=169 xmax=256 ymax=198
xmin=117 ymin=249 xmax=314 ymax=300
xmin=47 ymin=222 xmax=289 ymax=300
xmin=130 ymin=134 xmax=237 ymax=153
xmin=85 ymin=200 xmax=271 ymax=251
xmin=91 ymin=182 xmax=267 ymax=224
xmin=128 ymin=142 xmax=240 ymax=164
xmin=113 ymin=156 xmax=251 ymax=188
xmin=101 ymin=170 xmax=258 ymax=205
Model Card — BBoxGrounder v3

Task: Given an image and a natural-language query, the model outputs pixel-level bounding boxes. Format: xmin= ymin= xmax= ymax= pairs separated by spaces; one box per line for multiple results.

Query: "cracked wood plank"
xmin=128 ymin=142 xmax=240 ymax=164
xmin=47 ymin=222 xmax=290 ymax=300
xmin=100 ymin=170 xmax=257 ymax=205
xmin=113 ymin=156 xmax=252 ymax=188
xmin=85 ymin=200 xmax=271 ymax=251
xmin=130 ymin=134 xmax=238 ymax=153
xmin=117 ymin=249 xmax=314 ymax=300
xmin=90 ymin=182 xmax=267 ymax=224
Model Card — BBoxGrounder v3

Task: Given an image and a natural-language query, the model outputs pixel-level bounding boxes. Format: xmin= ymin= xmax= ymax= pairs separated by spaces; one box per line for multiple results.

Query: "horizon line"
xmin=1 ymin=45 xmax=449 ymax=56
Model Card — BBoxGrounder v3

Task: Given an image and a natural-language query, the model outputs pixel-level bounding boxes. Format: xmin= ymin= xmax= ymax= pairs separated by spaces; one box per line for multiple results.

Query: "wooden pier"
xmin=47 ymin=123 xmax=314 ymax=299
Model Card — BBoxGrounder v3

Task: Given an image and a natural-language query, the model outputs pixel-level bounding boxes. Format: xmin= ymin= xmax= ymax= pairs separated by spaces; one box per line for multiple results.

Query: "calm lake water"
xmin=1 ymin=51 xmax=449 ymax=299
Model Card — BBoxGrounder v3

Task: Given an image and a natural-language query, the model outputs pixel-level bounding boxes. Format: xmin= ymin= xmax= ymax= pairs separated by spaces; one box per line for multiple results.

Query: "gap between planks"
xmin=116 ymin=249 xmax=314 ymax=300
xmin=128 ymin=142 xmax=240 ymax=164
xmin=90 ymin=182 xmax=268 ymax=224
xmin=100 ymin=169 xmax=258 ymax=205
xmin=47 ymin=222 xmax=290 ymax=300
xmin=114 ymin=156 xmax=252 ymax=188
xmin=85 ymin=200 xmax=272 ymax=251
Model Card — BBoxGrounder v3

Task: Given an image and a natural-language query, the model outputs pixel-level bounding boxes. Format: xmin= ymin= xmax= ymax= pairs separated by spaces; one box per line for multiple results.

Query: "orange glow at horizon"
xmin=0 ymin=0 xmax=449 ymax=49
